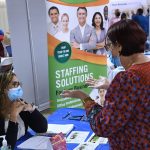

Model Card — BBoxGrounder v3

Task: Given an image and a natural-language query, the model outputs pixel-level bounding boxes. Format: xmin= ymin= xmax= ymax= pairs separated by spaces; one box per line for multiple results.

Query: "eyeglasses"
xmin=11 ymin=81 xmax=22 ymax=88
xmin=104 ymin=39 xmax=118 ymax=51
xmin=104 ymin=39 xmax=114 ymax=51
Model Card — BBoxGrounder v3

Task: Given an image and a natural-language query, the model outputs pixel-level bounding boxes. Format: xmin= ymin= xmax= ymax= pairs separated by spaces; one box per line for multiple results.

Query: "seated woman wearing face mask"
xmin=0 ymin=71 xmax=48 ymax=149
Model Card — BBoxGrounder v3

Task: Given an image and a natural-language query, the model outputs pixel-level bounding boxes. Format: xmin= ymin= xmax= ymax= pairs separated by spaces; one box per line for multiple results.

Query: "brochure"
xmin=87 ymin=133 xmax=108 ymax=144
xmin=17 ymin=136 xmax=53 ymax=150
xmin=66 ymin=131 xmax=89 ymax=143
xmin=47 ymin=124 xmax=74 ymax=135
xmin=73 ymin=142 xmax=98 ymax=150
xmin=73 ymin=133 xmax=108 ymax=150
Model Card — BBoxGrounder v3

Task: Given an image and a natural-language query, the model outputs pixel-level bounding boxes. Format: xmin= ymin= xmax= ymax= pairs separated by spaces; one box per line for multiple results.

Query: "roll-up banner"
xmin=46 ymin=0 xmax=147 ymax=111
xmin=46 ymin=0 xmax=109 ymax=111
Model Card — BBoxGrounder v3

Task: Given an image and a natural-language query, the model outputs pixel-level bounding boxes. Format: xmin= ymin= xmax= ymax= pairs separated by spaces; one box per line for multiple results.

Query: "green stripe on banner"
xmin=48 ymin=56 xmax=107 ymax=110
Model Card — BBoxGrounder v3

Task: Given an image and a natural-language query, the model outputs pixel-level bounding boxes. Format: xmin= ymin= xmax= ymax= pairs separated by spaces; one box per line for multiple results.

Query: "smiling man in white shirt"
xmin=48 ymin=6 xmax=61 ymax=36
xmin=70 ymin=7 xmax=96 ymax=53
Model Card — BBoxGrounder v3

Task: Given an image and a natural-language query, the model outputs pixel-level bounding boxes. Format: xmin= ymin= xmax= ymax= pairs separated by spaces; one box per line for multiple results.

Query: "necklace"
xmin=126 ymin=60 xmax=135 ymax=69
xmin=127 ymin=59 xmax=150 ymax=69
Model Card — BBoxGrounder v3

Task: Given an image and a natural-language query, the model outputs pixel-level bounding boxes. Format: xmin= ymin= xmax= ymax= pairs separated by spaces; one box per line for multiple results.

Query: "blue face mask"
xmin=7 ymin=86 xmax=23 ymax=101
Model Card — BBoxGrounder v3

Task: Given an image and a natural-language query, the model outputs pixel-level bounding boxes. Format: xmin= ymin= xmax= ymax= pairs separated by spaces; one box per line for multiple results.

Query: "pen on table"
xmin=68 ymin=115 xmax=84 ymax=121
xmin=62 ymin=112 xmax=71 ymax=119
xmin=80 ymin=115 xmax=84 ymax=120
xmin=70 ymin=115 xmax=84 ymax=118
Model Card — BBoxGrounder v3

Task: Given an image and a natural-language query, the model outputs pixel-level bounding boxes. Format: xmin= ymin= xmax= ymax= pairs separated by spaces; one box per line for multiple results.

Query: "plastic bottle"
xmin=0 ymin=136 xmax=11 ymax=150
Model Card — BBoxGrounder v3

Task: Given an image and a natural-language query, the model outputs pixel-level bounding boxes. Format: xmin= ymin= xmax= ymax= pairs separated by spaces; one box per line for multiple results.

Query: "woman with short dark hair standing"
xmin=61 ymin=20 xmax=150 ymax=149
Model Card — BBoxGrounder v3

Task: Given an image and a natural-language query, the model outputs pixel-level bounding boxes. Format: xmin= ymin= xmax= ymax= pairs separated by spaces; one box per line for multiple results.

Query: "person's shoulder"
xmin=86 ymin=24 xmax=93 ymax=29
xmin=47 ymin=22 xmax=52 ymax=27
xmin=55 ymin=31 xmax=62 ymax=37
xmin=111 ymin=66 xmax=125 ymax=77
xmin=85 ymin=24 xmax=96 ymax=34
xmin=113 ymin=69 xmax=140 ymax=84
xmin=101 ymin=28 xmax=106 ymax=34
xmin=70 ymin=26 xmax=79 ymax=33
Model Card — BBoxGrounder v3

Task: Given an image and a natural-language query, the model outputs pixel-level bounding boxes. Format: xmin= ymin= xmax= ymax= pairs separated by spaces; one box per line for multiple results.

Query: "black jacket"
xmin=0 ymin=109 xmax=47 ymax=149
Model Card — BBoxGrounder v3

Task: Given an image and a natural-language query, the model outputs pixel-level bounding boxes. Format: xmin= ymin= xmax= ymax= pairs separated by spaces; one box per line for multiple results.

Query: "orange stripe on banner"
xmin=47 ymin=0 xmax=109 ymax=7
xmin=48 ymin=34 xmax=107 ymax=65
xmin=71 ymin=48 xmax=106 ymax=65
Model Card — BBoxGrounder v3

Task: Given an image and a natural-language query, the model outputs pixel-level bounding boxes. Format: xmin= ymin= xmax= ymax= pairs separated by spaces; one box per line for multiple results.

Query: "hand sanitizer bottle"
xmin=1 ymin=136 xmax=11 ymax=150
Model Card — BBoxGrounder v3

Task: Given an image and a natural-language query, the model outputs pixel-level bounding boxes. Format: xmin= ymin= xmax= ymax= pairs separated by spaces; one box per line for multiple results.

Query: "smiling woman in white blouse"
xmin=55 ymin=13 xmax=70 ymax=43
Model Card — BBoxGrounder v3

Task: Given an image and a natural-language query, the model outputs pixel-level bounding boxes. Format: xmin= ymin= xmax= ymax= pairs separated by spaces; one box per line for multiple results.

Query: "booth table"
xmin=15 ymin=108 xmax=110 ymax=150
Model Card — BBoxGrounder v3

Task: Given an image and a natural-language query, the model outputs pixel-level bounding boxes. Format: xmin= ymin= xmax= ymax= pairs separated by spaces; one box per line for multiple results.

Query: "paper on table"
xmin=87 ymin=133 xmax=108 ymax=144
xmin=17 ymin=136 xmax=53 ymax=150
xmin=67 ymin=131 xmax=89 ymax=143
xmin=73 ymin=142 xmax=98 ymax=150
xmin=47 ymin=124 xmax=74 ymax=135
xmin=73 ymin=133 xmax=108 ymax=150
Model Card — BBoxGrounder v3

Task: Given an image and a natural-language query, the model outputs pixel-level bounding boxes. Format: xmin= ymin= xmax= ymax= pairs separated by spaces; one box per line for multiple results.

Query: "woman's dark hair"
xmin=92 ymin=12 xmax=104 ymax=30
xmin=137 ymin=8 xmax=143 ymax=15
xmin=115 ymin=9 xmax=120 ymax=17
xmin=48 ymin=6 xmax=59 ymax=16
xmin=106 ymin=19 xmax=147 ymax=56
xmin=121 ymin=13 xmax=127 ymax=20
xmin=0 ymin=71 xmax=15 ymax=118
xmin=115 ymin=11 xmax=120 ymax=17
xmin=77 ymin=7 xmax=87 ymax=14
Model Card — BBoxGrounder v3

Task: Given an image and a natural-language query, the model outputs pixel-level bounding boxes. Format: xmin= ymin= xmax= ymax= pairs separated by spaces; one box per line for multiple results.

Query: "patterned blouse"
xmin=84 ymin=62 xmax=150 ymax=150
